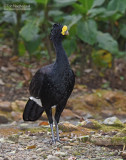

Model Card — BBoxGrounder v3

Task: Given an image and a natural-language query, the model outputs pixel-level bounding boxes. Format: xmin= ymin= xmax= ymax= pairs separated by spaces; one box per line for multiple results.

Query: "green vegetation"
xmin=0 ymin=0 xmax=126 ymax=69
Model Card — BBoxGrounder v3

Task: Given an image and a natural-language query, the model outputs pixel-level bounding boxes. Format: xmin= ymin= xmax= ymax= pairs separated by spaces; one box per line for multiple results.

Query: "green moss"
xmin=111 ymin=137 xmax=122 ymax=145
xmin=113 ymin=119 xmax=124 ymax=128
xmin=73 ymin=151 xmax=81 ymax=156
xmin=92 ymin=120 xmax=102 ymax=129
xmin=8 ymin=134 xmax=19 ymax=143
xmin=77 ymin=135 xmax=89 ymax=142
xmin=27 ymin=127 xmax=46 ymax=133
xmin=43 ymin=155 xmax=47 ymax=159
xmin=123 ymin=137 xmax=126 ymax=144
xmin=100 ymin=124 xmax=123 ymax=132
xmin=121 ymin=127 xmax=126 ymax=134
xmin=111 ymin=136 xmax=126 ymax=145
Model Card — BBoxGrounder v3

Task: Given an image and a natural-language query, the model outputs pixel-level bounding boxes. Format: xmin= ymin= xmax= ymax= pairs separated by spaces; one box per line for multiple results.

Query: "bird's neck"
xmin=53 ymin=40 xmax=69 ymax=65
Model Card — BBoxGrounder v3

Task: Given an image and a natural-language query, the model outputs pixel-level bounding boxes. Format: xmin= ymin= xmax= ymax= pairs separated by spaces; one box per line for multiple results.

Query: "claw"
xmin=50 ymin=139 xmax=56 ymax=145
xmin=55 ymin=138 xmax=62 ymax=143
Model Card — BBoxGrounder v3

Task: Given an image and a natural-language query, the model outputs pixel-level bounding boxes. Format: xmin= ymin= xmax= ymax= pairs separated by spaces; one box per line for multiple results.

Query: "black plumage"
xmin=23 ymin=23 xmax=75 ymax=143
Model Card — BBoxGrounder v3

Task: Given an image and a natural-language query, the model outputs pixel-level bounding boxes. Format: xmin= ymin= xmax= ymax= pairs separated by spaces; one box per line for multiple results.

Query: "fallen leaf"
xmin=10 ymin=56 xmax=19 ymax=61
xmin=23 ymin=69 xmax=32 ymax=81
xmin=39 ymin=121 xmax=49 ymax=126
xmin=26 ymin=145 xmax=36 ymax=149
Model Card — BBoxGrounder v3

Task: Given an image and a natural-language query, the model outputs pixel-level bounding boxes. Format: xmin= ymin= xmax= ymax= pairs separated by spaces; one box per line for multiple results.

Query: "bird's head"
xmin=50 ymin=24 xmax=69 ymax=41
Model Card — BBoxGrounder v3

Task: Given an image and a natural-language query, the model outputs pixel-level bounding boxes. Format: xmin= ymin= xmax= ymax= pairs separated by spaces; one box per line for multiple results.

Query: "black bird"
xmin=23 ymin=24 xmax=75 ymax=143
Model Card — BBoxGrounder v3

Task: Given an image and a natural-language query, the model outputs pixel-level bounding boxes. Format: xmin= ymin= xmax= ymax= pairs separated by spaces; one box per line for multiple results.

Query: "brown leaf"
xmin=23 ymin=69 xmax=32 ymax=81
xmin=26 ymin=145 xmax=36 ymax=149
xmin=10 ymin=56 xmax=19 ymax=62
xmin=39 ymin=121 xmax=49 ymax=126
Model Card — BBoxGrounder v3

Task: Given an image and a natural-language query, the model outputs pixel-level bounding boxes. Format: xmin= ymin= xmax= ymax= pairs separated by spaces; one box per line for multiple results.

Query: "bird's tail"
xmin=23 ymin=98 xmax=44 ymax=121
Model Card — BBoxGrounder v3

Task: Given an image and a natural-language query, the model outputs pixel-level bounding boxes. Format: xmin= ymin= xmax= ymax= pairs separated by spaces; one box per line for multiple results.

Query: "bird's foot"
xmin=49 ymin=139 xmax=56 ymax=145
xmin=55 ymin=138 xmax=66 ymax=144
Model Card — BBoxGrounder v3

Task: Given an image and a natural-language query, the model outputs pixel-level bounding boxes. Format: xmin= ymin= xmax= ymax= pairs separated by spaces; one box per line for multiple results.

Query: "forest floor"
xmin=0 ymin=55 xmax=126 ymax=159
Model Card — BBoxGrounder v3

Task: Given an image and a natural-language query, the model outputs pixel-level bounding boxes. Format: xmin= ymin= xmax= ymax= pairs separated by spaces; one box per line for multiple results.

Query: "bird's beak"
xmin=65 ymin=30 xmax=69 ymax=35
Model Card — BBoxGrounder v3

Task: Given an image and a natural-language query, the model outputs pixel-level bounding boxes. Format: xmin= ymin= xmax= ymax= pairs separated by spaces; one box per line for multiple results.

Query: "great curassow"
xmin=23 ymin=24 xmax=75 ymax=144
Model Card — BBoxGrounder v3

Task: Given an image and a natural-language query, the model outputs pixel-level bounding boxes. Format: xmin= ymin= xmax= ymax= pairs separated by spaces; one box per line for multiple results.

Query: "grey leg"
xmin=55 ymin=121 xmax=60 ymax=142
xmin=50 ymin=123 xmax=55 ymax=144
xmin=45 ymin=109 xmax=56 ymax=144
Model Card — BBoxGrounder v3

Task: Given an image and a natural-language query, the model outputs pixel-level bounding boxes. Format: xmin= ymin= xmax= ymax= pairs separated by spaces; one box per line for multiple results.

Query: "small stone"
xmin=10 ymin=121 xmax=17 ymax=126
xmin=11 ymin=111 xmax=22 ymax=121
xmin=8 ymin=150 xmax=16 ymax=154
xmin=61 ymin=109 xmax=80 ymax=120
xmin=103 ymin=116 xmax=124 ymax=127
xmin=77 ymin=135 xmax=89 ymax=143
xmin=36 ymin=148 xmax=43 ymax=152
xmin=0 ymin=138 xmax=5 ymax=143
xmin=32 ymin=136 xmax=37 ymax=140
xmin=54 ymin=151 xmax=67 ymax=157
xmin=79 ymin=119 xmax=101 ymax=129
xmin=63 ymin=146 xmax=72 ymax=149
xmin=18 ymin=148 xmax=24 ymax=151
xmin=8 ymin=134 xmax=19 ymax=143
xmin=0 ymin=115 xmax=9 ymax=124
xmin=31 ymin=155 xmax=37 ymax=159
xmin=19 ymin=123 xmax=29 ymax=130
xmin=15 ymin=100 xmax=26 ymax=111
xmin=0 ymin=101 xmax=12 ymax=112
xmin=11 ymin=102 xmax=18 ymax=111
xmin=47 ymin=155 xmax=61 ymax=160
xmin=0 ymin=79 xmax=5 ymax=85
xmin=89 ymin=131 xmax=95 ymax=135
xmin=1 ymin=66 xmax=8 ymax=72
xmin=121 ymin=151 xmax=126 ymax=159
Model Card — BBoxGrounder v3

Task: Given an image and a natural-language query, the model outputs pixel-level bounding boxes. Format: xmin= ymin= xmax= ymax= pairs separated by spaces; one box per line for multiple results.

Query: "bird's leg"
xmin=45 ymin=109 xmax=56 ymax=144
xmin=50 ymin=123 xmax=55 ymax=144
xmin=54 ymin=120 xmax=60 ymax=142
xmin=54 ymin=104 xmax=66 ymax=143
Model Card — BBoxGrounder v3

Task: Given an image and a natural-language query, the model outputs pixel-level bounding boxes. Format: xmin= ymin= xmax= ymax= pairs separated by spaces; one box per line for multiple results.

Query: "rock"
xmin=67 ymin=95 xmax=89 ymax=110
xmin=77 ymin=135 xmax=89 ymax=143
xmin=11 ymin=102 xmax=18 ymax=111
xmin=0 ymin=79 xmax=5 ymax=85
xmin=117 ymin=128 xmax=126 ymax=136
xmin=90 ymin=135 xmax=112 ymax=146
xmin=0 ymin=115 xmax=9 ymax=124
xmin=19 ymin=123 xmax=29 ymax=130
xmin=121 ymin=151 xmax=126 ymax=159
xmin=85 ymin=113 xmax=94 ymax=119
xmin=8 ymin=134 xmax=19 ymax=143
xmin=61 ymin=109 xmax=81 ymax=120
xmin=0 ymin=101 xmax=12 ymax=112
xmin=90 ymin=134 xmax=126 ymax=146
xmin=59 ymin=122 xmax=77 ymax=132
xmin=15 ymin=100 xmax=26 ymax=111
xmin=103 ymin=116 xmax=124 ymax=127
xmin=11 ymin=111 xmax=22 ymax=121
xmin=79 ymin=119 xmax=102 ymax=129
xmin=47 ymin=155 xmax=61 ymax=160
xmin=0 ymin=137 xmax=5 ymax=143
xmin=10 ymin=121 xmax=18 ymax=126
xmin=54 ymin=151 xmax=67 ymax=157
xmin=68 ymin=90 xmax=126 ymax=119
xmin=101 ymin=110 xmax=114 ymax=118
xmin=62 ymin=146 xmax=72 ymax=149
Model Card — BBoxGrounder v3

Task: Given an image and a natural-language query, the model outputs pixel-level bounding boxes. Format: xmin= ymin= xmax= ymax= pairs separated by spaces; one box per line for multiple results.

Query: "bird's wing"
xmin=29 ymin=69 xmax=44 ymax=98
